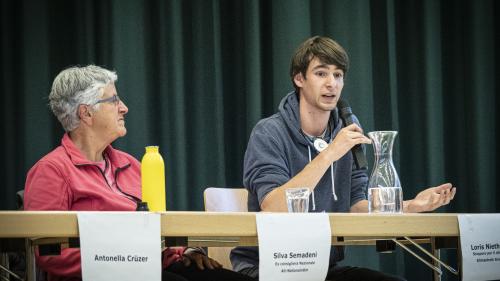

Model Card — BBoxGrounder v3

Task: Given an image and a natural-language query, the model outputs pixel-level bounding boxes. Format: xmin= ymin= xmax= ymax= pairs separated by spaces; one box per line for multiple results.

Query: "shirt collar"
xmin=61 ymin=133 xmax=130 ymax=168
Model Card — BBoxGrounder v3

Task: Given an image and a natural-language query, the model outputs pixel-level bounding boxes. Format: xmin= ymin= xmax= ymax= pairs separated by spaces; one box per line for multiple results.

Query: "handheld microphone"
xmin=337 ymin=98 xmax=368 ymax=170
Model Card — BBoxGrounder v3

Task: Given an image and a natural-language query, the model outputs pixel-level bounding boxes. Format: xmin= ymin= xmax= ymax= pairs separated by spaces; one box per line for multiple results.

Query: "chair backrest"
xmin=16 ymin=189 xmax=24 ymax=210
xmin=203 ymin=187 xmax=248 ymax=270
xmin=203 ymin=187 xmax=248 ymax=212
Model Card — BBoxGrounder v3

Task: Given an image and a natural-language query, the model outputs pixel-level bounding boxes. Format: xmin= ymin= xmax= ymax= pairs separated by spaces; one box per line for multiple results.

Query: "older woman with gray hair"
xmin=24 ymin=65 xmax=255 ymax=281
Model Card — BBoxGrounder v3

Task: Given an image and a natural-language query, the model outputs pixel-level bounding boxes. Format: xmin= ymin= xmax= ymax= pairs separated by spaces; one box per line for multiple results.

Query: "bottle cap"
xmin=145 ymin=146 xmax=159 ymax=153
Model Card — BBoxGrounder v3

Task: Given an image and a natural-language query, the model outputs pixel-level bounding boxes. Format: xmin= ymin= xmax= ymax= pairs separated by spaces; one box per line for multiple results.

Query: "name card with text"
xmin=78 ymin=212 xmax=161 ymax=281
xmin=256 ymin=213 xmax=331 ymax=281
xmin=458 ymin=214 xmax=500 ymax=281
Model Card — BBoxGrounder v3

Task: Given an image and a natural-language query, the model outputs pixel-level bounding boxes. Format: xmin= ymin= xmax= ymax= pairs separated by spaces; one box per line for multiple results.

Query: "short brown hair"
xmin=290 ymin=36 xmax=349 ymax=92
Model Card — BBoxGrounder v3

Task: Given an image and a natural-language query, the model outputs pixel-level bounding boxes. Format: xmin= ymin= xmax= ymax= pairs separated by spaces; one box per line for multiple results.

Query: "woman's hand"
xmin=182 ymin=250 xmax=222 ymax=270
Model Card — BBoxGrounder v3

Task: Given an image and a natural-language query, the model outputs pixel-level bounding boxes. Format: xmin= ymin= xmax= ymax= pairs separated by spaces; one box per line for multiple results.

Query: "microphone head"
xmin=337 ymin=98 xmax=352 ymax=116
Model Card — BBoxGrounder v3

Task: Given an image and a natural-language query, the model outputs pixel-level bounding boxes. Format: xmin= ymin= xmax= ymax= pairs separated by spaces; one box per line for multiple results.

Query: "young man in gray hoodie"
xmin=230 ymin=36 xmax=456 ymax=280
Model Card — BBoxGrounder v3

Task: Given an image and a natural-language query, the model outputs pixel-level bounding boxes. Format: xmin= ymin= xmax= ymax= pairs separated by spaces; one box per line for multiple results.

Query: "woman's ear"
xmin=78 ymin=104 xmax=93 ymax=125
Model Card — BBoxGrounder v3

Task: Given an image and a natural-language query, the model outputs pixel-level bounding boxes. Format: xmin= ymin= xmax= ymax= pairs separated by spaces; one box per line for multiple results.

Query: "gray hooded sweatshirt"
xmin=231 ymin=91 xmax=368 ymax=272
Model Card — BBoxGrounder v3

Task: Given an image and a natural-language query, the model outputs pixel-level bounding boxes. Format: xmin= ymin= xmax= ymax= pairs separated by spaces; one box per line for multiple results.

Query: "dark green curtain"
xmin=1 ymin=0 xmax=498 ymax=280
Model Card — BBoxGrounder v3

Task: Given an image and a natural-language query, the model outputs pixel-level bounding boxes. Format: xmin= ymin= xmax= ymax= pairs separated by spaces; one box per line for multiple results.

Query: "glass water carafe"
xmin=367 ymin=131 xmax=403 ymax=213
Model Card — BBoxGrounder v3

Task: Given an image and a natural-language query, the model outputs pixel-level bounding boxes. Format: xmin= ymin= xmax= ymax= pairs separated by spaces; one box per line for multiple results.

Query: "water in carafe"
xmin=367 ymin=131 xmax=403 ymax=214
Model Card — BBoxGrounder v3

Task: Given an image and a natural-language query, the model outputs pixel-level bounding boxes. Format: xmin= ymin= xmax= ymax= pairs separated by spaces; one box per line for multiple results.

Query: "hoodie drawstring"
xmin=307 ymin=146 xmax=316 ymax=211
xmin=330 ymin=162 xmax=338 ymax=201
xmin=307 ymin=146 xmax=338 ymax=211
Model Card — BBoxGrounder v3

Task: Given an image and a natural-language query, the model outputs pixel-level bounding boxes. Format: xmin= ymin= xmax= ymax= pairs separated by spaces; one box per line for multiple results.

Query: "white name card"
xmin=256 ymin=213 xmax=331 ymax=281
xmin=78 ymin=212 xmax=161 ymax=281
xmin=458 ymin=214 xmax=500 ymax=281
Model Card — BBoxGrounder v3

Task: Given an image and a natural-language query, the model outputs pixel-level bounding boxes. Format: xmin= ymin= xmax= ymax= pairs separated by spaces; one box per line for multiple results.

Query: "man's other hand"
xmin=406 ymin=183 xmax=456 ymax=213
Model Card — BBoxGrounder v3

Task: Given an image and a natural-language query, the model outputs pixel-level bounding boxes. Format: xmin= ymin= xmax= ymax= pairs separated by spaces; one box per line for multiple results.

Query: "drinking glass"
xmin=285 ymin=188 xmax=311 ymax=213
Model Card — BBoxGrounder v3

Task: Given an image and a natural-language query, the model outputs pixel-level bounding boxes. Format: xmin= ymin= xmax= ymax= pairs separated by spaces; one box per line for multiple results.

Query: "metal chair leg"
xmin=391 ymin=237 xmax=459 ymax=278
xmin=0 ymin=252 xmax=7 ymax=280
xmin=431 ymin=237 xmax=441 ymax=281
xmin=0 ymin=263 xmax=25 ymax=281
xmin=25 ymin=240 xmax=35 ymax=281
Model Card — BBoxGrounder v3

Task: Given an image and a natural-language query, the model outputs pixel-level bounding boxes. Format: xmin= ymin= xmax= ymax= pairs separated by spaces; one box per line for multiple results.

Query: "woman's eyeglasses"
xmin=94 ymin=95 xmax=121 ymax=106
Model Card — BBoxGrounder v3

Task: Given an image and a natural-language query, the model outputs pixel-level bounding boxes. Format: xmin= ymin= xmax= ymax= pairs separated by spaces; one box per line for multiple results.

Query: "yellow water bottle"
xmin=141 ymin=146 xmax=166 ymax=211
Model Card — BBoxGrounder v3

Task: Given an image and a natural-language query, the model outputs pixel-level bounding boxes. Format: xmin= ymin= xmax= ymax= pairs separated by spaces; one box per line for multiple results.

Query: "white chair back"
xmin=203 ymin=187 xmax=248 ymax=269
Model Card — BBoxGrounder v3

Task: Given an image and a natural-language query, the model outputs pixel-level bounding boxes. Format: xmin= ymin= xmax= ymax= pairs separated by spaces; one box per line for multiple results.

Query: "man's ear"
xmin=294 ymin=73 xmax=304 ymax=88
xmin=78 ymin=104 xmax=93 ymax=125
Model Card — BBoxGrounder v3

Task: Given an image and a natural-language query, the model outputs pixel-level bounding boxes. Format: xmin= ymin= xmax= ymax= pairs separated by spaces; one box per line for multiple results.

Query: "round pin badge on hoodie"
xmin=313 ymin=138 xmax=328 ymax=152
